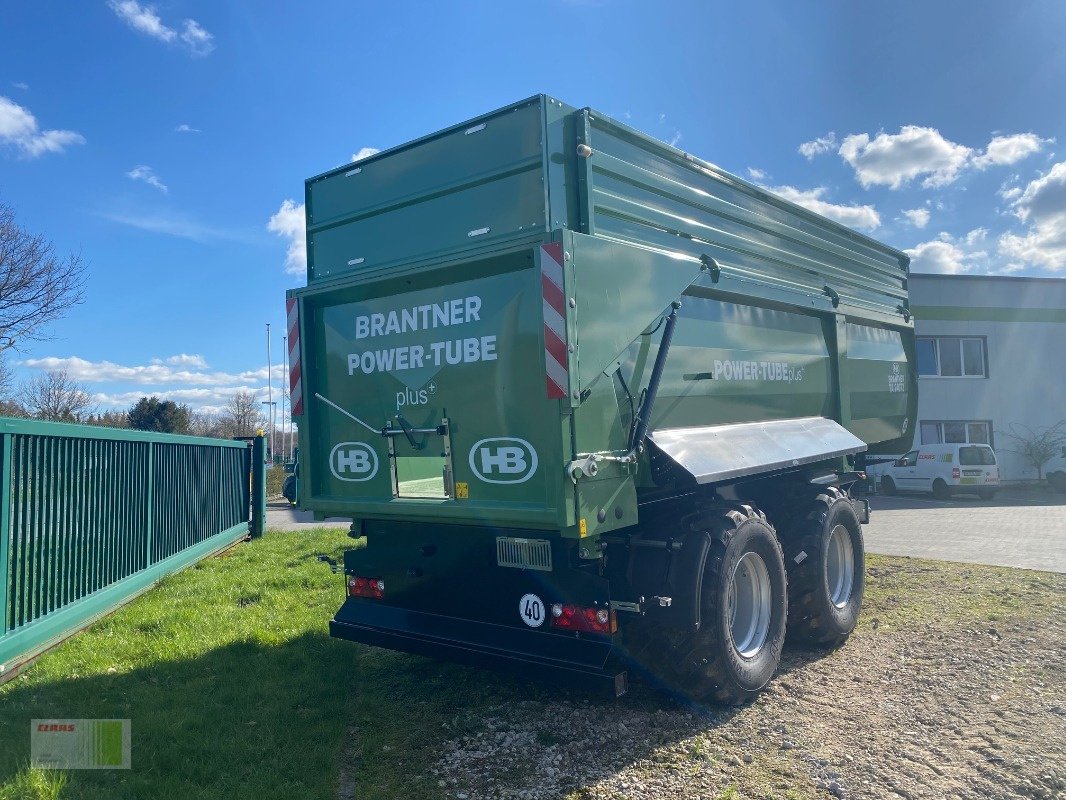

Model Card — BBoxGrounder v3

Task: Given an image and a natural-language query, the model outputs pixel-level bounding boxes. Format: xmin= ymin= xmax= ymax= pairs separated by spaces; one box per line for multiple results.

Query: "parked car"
xmin=877 ymin=443 xmax=1000 ymax=499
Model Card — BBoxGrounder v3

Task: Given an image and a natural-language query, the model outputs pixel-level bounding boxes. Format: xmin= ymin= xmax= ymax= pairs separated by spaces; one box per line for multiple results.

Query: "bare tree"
xmin=0 ymin=399 xmax=28 ymax=418
xmin=998 ymin=421 xmax=1066 ymax=482
xmin=0 ymin=203 xmax=86 ymax=351
xmin=19 ymin=369 xmax=94 ymax=423
xmin=221 ymin=390 xmax=266 ymax=438
xmin=0 ymin=355 xmax=13 ymax=399
xmin=189 ymin=411 xmax=226 ymax=438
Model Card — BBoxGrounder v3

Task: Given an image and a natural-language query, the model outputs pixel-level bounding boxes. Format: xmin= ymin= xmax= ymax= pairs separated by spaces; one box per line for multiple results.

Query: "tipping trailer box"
xmin=286 ymin=96 xmax=916 ymax=700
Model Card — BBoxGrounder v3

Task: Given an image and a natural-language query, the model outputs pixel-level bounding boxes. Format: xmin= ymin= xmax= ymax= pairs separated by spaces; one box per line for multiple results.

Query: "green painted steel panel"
xmin=297 ymin=248 xmax=569 ymax=528
xmin=581 ymin=111 xmax=908 ymax=316
xmin=306 ymin=99 xmax=550 ymax=283
xmin=289 ymin=95 xmax=917 ymax=530
xmin=0 ymin=418 xmax=250 ymax=676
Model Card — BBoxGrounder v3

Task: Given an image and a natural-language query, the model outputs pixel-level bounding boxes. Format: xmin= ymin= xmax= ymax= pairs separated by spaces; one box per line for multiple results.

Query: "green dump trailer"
xmin=285 ymin=95 xmax=916 ymax=703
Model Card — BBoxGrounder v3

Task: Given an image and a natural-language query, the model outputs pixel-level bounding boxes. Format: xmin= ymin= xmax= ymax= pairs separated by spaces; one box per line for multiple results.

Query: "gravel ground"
xmin=424 ymin=557 xmax=1065 ymax=800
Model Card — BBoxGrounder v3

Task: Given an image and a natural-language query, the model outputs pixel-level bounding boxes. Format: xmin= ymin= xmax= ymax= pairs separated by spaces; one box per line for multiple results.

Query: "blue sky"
xmin=1 ymin=1 xmax=1064 ymax=414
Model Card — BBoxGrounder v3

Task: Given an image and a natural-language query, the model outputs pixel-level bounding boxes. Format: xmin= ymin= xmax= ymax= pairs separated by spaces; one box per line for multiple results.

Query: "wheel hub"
xmin=825 ymin=524 xmax=855 ymax=608
xmin=727 ymin=551 xmax=772 ymax=658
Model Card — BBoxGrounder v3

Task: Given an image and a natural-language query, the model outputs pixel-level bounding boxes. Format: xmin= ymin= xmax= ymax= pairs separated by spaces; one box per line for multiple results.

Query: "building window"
xmin=920 ymin=420 xmax=993 ymax=447
xmin=916 ymin=336 xmax=987 ymax=377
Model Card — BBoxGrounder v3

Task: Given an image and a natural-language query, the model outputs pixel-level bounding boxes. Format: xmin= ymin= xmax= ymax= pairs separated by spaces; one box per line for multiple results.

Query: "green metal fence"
xmin=0 ymin=418 xmax=253 ymax=677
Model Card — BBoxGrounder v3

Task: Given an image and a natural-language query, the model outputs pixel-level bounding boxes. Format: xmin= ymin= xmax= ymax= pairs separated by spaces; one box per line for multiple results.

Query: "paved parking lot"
xmin=864 ymin=491 xmax=1066 ymax=573
xmin=265 ymin=501 xmax=350 ymax=531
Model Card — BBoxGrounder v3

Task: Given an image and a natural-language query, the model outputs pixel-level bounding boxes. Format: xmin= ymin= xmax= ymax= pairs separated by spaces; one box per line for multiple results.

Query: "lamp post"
xmin=266 ymin=323 xmax=274 ymax=458
xmin=261 ymin=401 xmax=277 ymax=461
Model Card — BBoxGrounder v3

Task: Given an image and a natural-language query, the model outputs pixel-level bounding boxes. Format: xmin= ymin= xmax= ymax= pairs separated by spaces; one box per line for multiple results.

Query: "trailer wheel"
xmin=880 ymin=476 xmax=896 ymax=495
xmin=781 ymin=487 xmax=865 ymax=647
xmin=626 ymin=505 xmax=787 ymax=706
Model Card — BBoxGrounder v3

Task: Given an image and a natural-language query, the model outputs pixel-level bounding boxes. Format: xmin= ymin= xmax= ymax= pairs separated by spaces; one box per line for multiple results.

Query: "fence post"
xmin=250 ymin=435 xmax=266 ymax=539
xmin=145 ymin=442 xmax=154 ymax=568
xmin=0 ymin=434 xmax=11 ymax=637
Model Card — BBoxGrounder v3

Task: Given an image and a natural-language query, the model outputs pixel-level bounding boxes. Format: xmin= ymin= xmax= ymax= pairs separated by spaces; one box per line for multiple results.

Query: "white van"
xmin=875 ymin=443 xmax=1000 ymax=500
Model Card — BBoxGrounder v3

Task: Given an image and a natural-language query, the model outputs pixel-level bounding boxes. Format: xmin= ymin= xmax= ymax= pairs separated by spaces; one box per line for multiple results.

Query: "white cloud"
xmin=0 ymin=95 xmax=84 ymax=158
xmin=747 ymin=167 xmax=768 ymax=181
xmin=21 ymin=355 xmax=284 ymax=387
xmin=973 ymin=133 xmax=1054 ymax=169
xmin=175 ymin=123 xmax=200 ymax=133
xmin=180 ymin=19 xmax=215 ymax=55
xmin=100 ymin=210 xmax=256 ymax=243
xmin=92 ymin=386 xmax=267 ymax=412
xmin=765 ymin=185 xmax=881 ymax=231
xmin=902 ymin=208 xmax=930 ymax=228
xmin=998 ymin=161 xmax=1066 ymax=271
xmin=108 ymin=0 xmax=173 ymax=41
xmin=905 ymin=239 xmax=971 ymax=274
xmin=351 ymin=147 xmax=380 ymax=161
xmin=836 ymin=127 xmax=1053 ymax=190
xmin=126 ymin=164 xmax=167 ymax=193
xmin=839 ymin=126 xmax=972 ymax=189
xmin=267 ymin=199 xmax=306 ymax=276
xmin=905 ymin=229 xmax=990 ymax=274
xmin=108 ymin=1 xmax=214 ymax=56
xmin=669 ymin=131 xmax=682 ymax=148
xmin=166 ymin=353 xmax=209 ymax=368
xmin=11 ymin=82 xmax=29 ymax=91
xmin=798 ymin=132 xmax=837 ymax=160
xmin=998 ymin=175 xmax=1023 ymax=201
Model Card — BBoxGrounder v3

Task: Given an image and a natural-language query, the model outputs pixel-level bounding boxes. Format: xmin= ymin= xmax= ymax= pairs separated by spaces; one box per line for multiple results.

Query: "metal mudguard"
xmin=648 ymin=416 xmax=867 ymax=486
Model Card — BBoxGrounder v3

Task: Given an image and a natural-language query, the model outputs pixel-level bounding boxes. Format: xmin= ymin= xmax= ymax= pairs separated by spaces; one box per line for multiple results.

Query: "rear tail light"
xmin=348 ymin=576 xmax=385 ymax=599
xmin=550 ymin=604 xmax=616 ymax=634
xmin=952 ymin=467 xmax=961 ymax=479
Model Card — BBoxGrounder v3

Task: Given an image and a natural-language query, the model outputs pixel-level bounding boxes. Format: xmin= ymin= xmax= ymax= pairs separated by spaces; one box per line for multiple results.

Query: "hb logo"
xmin=329 ymin=442 xmax=379 ymax=482
xmin=468 ymin=437 xmax=538 ymax=484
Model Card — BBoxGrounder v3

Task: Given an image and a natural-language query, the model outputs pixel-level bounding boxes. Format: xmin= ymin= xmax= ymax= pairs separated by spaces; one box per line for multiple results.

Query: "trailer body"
xmin=286 ymin=96 xmax=916 ymax=697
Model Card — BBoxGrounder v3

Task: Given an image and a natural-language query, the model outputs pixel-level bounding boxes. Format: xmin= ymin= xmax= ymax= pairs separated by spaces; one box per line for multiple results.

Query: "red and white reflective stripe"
xmin=541 ymin=242 xmax=569 ymax=400
xmin=286 ymin=297 xmax=304 ymax=416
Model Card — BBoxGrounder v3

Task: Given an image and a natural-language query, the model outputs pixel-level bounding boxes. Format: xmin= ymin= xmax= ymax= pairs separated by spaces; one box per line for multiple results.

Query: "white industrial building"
xmin=904 ymin=273 xmax=1066 ymax=483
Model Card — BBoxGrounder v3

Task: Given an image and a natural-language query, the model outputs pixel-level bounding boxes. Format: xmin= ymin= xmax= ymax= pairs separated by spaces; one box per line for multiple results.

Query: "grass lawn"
xmin=0 ymin=528 xmax=360 ymax=800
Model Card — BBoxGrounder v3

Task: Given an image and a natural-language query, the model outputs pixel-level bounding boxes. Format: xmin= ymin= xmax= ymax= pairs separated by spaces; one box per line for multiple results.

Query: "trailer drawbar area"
xmin=285 ymin=96 xmax=916 ymax=704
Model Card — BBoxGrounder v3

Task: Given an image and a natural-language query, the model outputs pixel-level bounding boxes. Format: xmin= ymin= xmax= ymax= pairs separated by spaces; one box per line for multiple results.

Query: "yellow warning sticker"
xmin=455 ymin=482 xmax=469 ymax=499
xmin=579 ymin=518 xmax=587 ymax=536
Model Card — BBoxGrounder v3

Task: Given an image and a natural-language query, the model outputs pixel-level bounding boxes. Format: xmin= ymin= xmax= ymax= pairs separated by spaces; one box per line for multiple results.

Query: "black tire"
xmin=624 ymin=505 xmax=787 ymax=706
xmin=880 ymin=476 xmax=896 ymax=495
xmin=780 ymin=487 xmax=865 ymax=647
xmin=932 ymin=479 xmax=951 ymax=500
xmin=977 ymin=488 xmax=996 ymax=500
xmin=1049 ymin=472 xmax=1066 ymax=494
